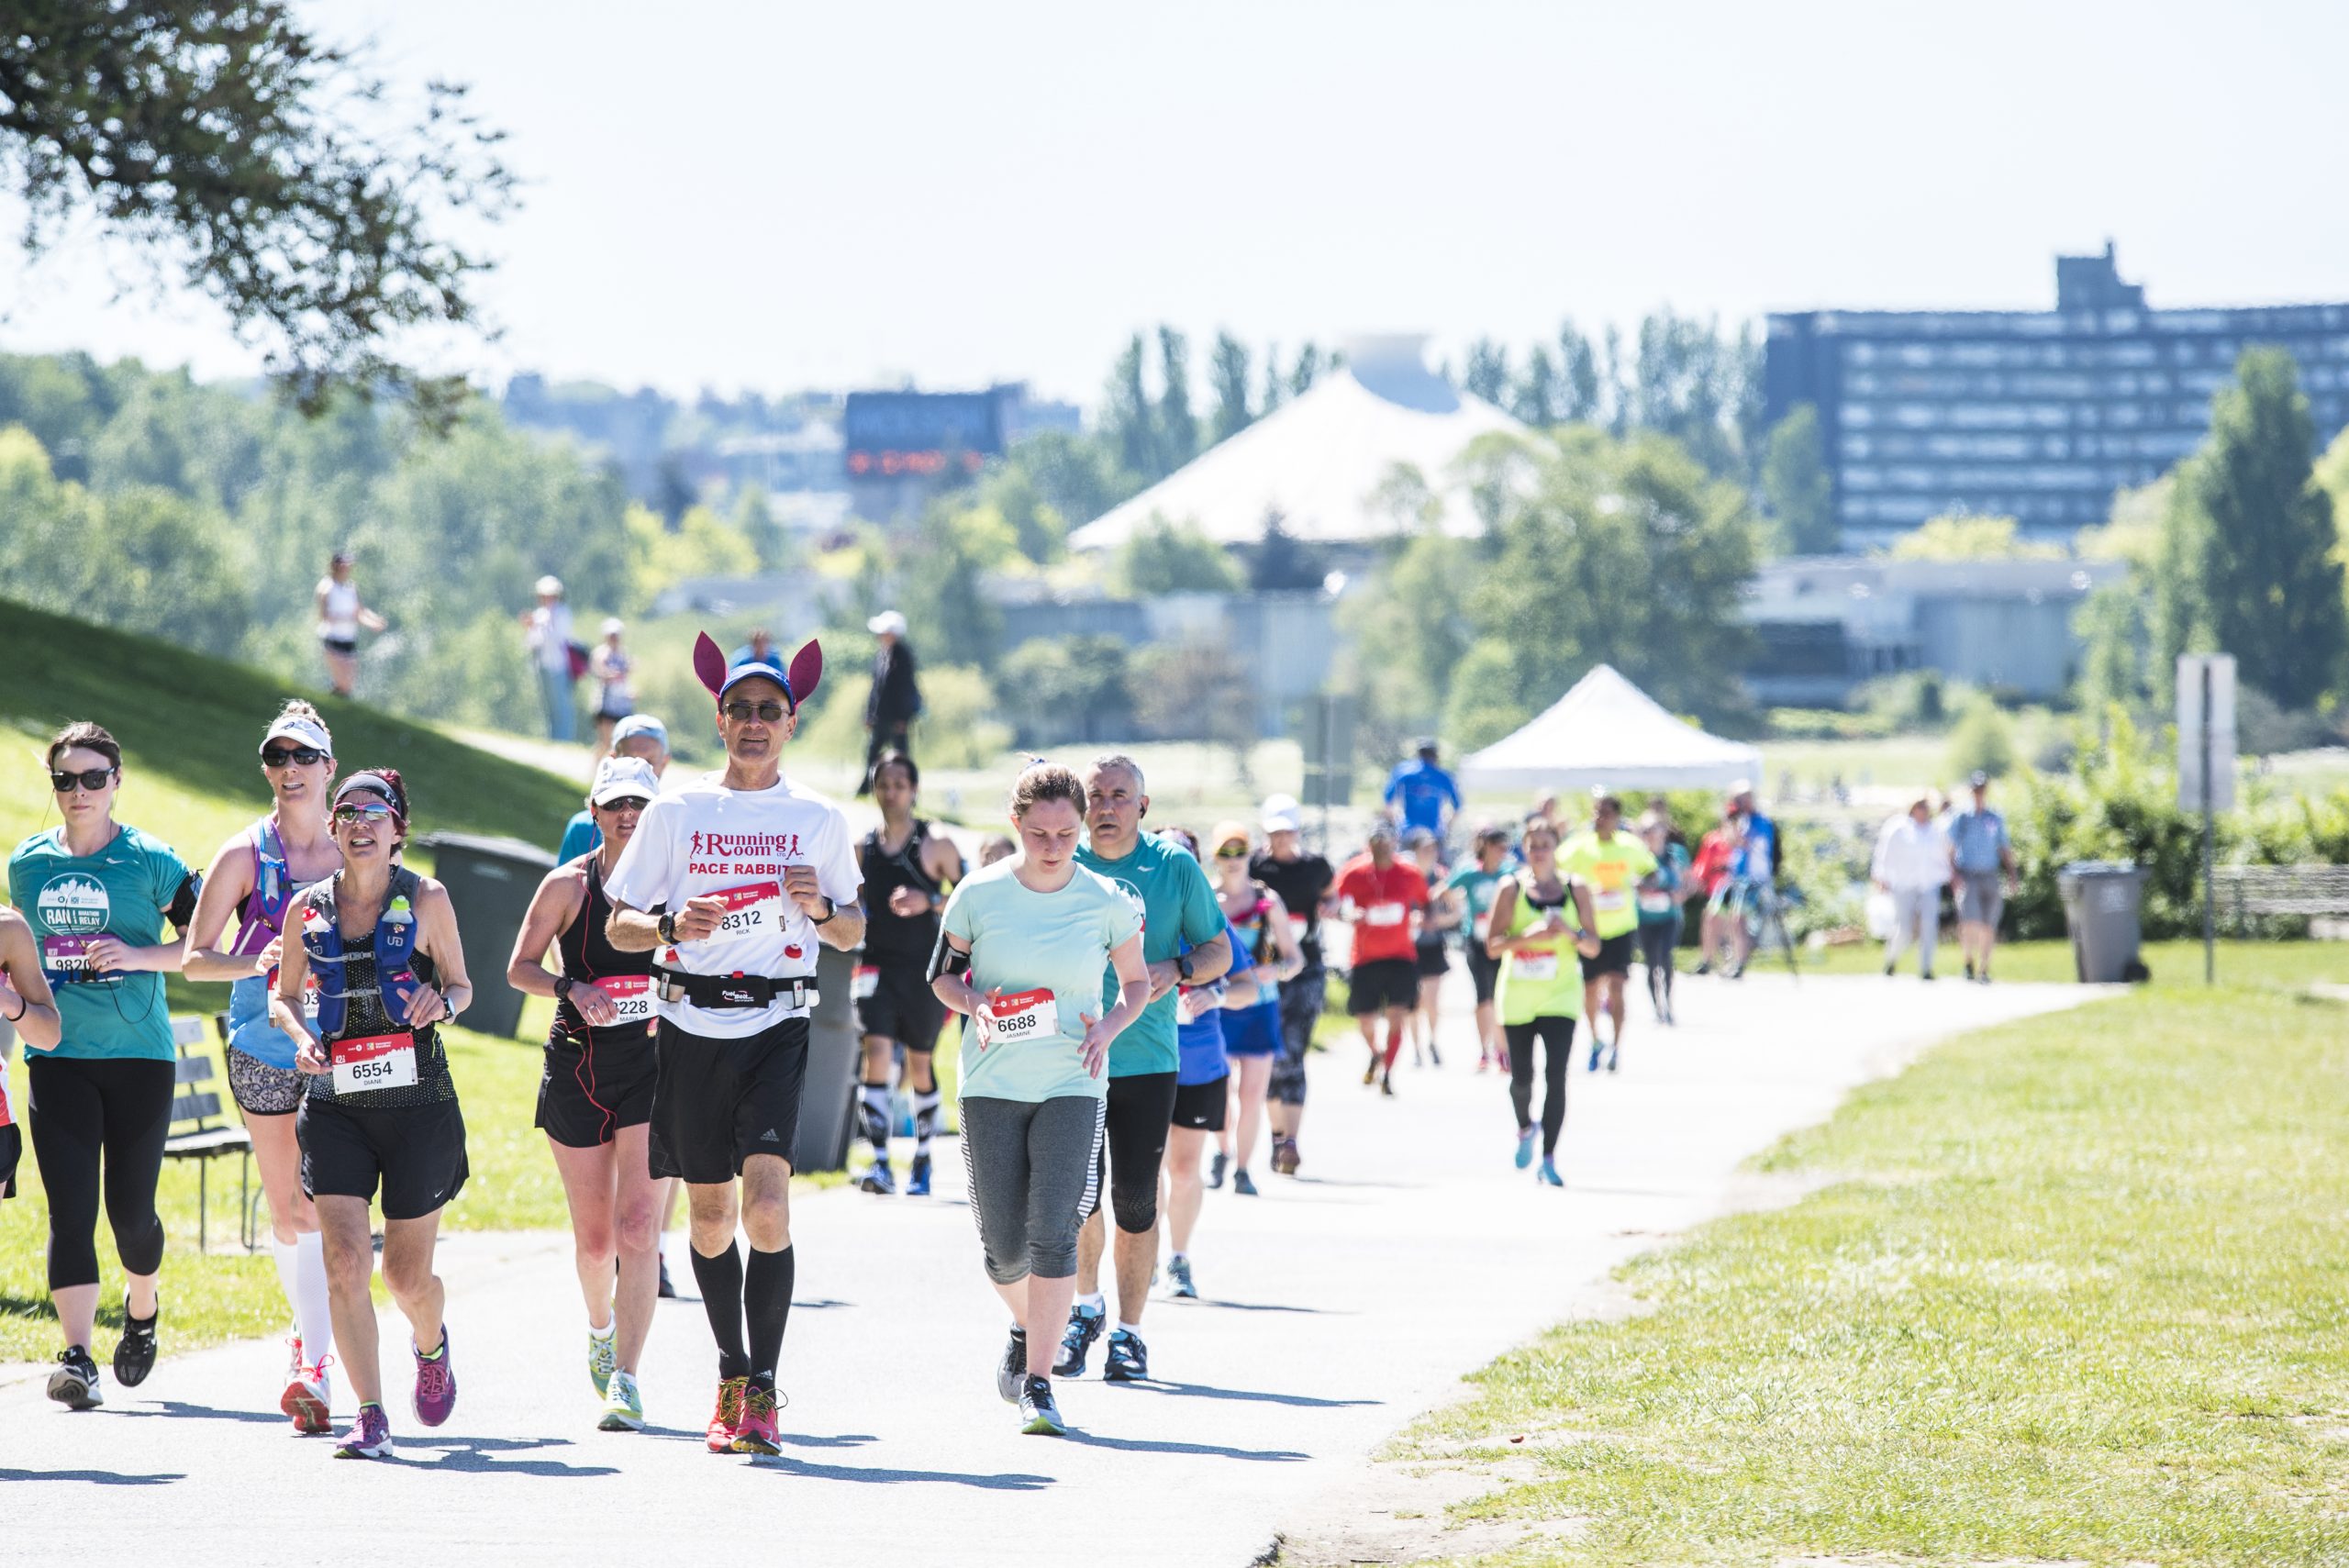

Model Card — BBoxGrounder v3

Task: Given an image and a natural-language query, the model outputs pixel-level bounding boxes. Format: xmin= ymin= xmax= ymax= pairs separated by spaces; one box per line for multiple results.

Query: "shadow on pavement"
xmin=397 ymin=1434 xmax=619 ymax=1477
xmin=1200 ymin=1298 xmax=1351 ymax=1315
xmin=0 ymin=1466 xmax=183 ymax=1485
xmin=1062 ymin=1431 xmax=1308 ymax=1462
xmin=113 ymin=1400 xmax=307 ymax=1426
xmin=753 ymin=1455 xmax=1053 ymax=1489
xmin=1122 ymin=1380 xmax=1378 ymax=1409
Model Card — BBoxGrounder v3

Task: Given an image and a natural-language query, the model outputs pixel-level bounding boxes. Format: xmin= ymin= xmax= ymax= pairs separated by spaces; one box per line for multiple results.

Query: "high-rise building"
xmin=1764 ymin=245 xmax=2349 ymax=543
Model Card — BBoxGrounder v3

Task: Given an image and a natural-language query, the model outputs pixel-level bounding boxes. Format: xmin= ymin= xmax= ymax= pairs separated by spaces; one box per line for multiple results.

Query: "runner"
xmin=314 ymin=550 xmax=385 ymax=698
xmin=1559 ymin=794 xmax=1656 ymax=1072
xmin=1725 ymin=782 xmax=1779 ymax=977
xmin=184 ymin=701 xmax=345 ymax=1431
xmin=557 ymin=714 xmax=670 ymax=868
xmin=1484 ymin=817 xmax=1599 ymax=1186
xmin=1247 ymin=796 xmax=1331 ymax=1176
xmin=587 ymin=618 xmax=636 ymax=762
xmin=505 ymin=755 xmax=667 ymax=1433
xmin=605 ymin=633 xmax=864 ymax=1457
xmin=854 ymin=751 xmax=964 ymax=1196
xmin=1690 ymin=801 xmax=1742 ymax=975
xmin=1947 ymin=771 xmax=2016 ymax=983
xmin=1057 ymin=755 xmax=1230 ymax=1385
xmin=930 ymin=762 xmax=1149 ymax=1435
xmin=1633 ymin=811 xmax=1690 ymax=1026
xmin=1165 ymin=883 xmax=1255 ymax=1303
xmin=0 ymin=885 xmax=62 ymax=1206
xmin=1333 ymin=824 xmax=1429 ymax=1097
xmin=11 ymin=721 xmax=199 ymax=1411
xmin=1442 ymin=826 xmax=1511 ymax=1073
xmin=273 ymin=768 xmax=476 ymax=1460
xmin=1404 ymin=827 xmax=1454 ymax=1067
xmin=1206 ymin=821 xmax=1300 ymax=1195
xmin=1384 ymin=739 xmax=1462 ymax=853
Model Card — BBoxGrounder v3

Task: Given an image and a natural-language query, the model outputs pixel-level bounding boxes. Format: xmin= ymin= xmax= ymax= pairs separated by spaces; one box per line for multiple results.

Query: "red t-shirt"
xmin=1335 ymin=856 xmax=1429 ymax=964
xmin=1692 ymin=828 xmax=1738 ymax=895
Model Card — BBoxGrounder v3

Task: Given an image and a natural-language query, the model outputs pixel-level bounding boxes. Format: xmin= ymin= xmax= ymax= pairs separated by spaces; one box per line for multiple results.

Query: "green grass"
xmin=1391 ymin=951 xmax=2349 ymax=1566
xmin=1792 ymin=936 xmax=2349 ymax=993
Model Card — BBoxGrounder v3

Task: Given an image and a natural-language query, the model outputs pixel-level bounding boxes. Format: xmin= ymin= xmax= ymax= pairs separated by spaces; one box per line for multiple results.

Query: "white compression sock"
xmin=272 ymin=1237 xmax=302 ymax=1338
xmin=295 ymin=1230 xmax=334 ymax=1364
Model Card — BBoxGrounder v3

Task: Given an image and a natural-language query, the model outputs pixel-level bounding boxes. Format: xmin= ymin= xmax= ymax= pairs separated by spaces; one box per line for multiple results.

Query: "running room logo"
xmin=37 ymin=873 xmax=110 ymax=935
xmin=689 ymin=830 xmax=804 ymax=860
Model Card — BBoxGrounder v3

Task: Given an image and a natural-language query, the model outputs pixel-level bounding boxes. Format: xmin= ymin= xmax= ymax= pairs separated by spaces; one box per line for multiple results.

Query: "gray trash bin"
xmin=795 ymin=944 xmax=862 ymax=1174
xmin=2056 ymin=860 xmax=2146 ymax=984
xmin=414 ymin=832 xmax=558 ymax=1038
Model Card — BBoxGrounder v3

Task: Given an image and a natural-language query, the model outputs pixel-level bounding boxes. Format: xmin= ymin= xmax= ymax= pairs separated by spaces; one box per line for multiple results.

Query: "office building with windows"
xmin=1764 ymin=245 xmax=2349 ymax=542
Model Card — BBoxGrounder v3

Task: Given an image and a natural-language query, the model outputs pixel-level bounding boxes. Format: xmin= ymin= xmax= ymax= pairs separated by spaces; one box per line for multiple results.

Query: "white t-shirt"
xmin=604 ymin=773 xmax=863 ymax=1039
xmin=317 ymin=578 xmax=360 ymax=640
xmin=528 ymin=603 xmax=573 ymax=673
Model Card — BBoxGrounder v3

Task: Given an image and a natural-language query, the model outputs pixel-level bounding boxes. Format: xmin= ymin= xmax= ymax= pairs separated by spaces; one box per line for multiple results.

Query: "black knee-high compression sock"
xmin=744 ymin=1244 xmax=796 ymax=1385
xmin=690 ymin=1240 xmax=749 ymax=1379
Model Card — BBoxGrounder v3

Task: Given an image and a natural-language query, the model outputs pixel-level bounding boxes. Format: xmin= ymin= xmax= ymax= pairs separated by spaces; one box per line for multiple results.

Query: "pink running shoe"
xmin=333 ymin=1402 xmax=392 ymax=1460
xmin=412 ymin=1329 xmax=457 ymax=1428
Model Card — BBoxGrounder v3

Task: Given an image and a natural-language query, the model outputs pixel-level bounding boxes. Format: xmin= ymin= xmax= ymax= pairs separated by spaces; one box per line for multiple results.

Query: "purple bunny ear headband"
xmin=693 ymin=632 xmax=822 ymax=711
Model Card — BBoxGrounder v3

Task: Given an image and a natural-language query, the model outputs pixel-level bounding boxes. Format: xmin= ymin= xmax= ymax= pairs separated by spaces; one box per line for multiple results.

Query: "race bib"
xmin=710 ymin=881 xmax=784 ymax=940
xmin=332 ymin=1030 xmax=418 ymax=1095
xmin=1365 ymin=902 xmax=1407 ymax=928
xmin=267 ymin=964 xmax=323 ymax=1022
xmin=1593 ymin=887 xmax=1628 ymax=912
xmin=979 ymin=986 xmax=1059 ymax=1047
xmin=0 ymin=1074 xmax=13 ymax=1128
xmin=602 ymin=973 xmax=654 ymax=1026
xmin=852 ymin=964 xmax=880 ymax=1001
xmin=1637 ymin=890 xmax=1672 ymax=915
xmin=42 ymin=935 xmax=99 ymax=975
xmin=1514 ymin=951 xmax=1560 ymax=982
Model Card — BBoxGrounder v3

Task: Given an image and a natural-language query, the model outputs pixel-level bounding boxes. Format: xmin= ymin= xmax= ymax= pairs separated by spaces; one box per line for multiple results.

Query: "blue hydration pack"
xmin=300 ymin=870 xmax=426 ymax=1040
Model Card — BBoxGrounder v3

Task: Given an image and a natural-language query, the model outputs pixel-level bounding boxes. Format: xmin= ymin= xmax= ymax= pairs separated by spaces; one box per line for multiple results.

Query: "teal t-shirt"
xmin=1075 ymin=833 xmax=1227 ymax=1078
xmin=1442 ymin=863 xmax=1505 ymax=928
xmin=940 ymin=859 xmax=1142 ymax=1103
xmin=9 ymin=824 xmax=194 ymax=1062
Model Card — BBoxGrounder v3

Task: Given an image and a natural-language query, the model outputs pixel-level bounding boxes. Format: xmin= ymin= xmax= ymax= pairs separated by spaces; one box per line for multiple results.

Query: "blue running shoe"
xmin=907 ymin=1153 xmax=932 ymax=1196
xmin=1053 ymin=1303 xmax=1105 ymax=1378
xmin=1537 ymin=1159 xmax=1564 ymax=1188
xmin=1514 ymin=1128 xmax=1536 ymax=1170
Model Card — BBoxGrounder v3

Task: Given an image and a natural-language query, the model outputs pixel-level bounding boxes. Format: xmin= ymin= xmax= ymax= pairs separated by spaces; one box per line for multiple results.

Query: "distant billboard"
xmin=842 ymin=389 xmax=1008 ymax=478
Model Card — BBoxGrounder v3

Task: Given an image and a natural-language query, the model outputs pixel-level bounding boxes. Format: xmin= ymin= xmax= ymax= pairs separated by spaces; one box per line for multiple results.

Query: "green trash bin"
xmin=414 ymin=831 xmax=557 ymax=1039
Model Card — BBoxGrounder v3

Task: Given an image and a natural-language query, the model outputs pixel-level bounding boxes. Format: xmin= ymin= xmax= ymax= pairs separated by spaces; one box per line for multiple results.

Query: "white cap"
xmin=535 ymin=573 xmax=564 ymax=597
xmin=589 ymin=755 xmax=660 ymax=806
xmin=867 ymin=609 xmax=908 ymax=636
xmin=1261 ymin=792 xmax=1302 ymax=834
xmin=600 ymin=617 xmax=624 ymax=637
xmin=260 ymin=712 xmax=334 ymax=756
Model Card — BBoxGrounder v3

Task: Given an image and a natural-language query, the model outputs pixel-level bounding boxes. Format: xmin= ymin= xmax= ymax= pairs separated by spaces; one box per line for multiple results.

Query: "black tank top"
xmin=305 ymin=867 xmax=452 ymax=1109
xmin=860 ymin=820 xmax=942 ymax=963
xmin=552 ymin=857 xmax=653 ymax=1052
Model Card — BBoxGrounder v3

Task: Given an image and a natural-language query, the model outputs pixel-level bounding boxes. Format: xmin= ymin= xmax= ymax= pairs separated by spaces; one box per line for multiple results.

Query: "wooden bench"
xmin=2215 ymin=864 xmax=2349 ymax=923
xmin=159 ymin=1017 xmax=253 ymax=1253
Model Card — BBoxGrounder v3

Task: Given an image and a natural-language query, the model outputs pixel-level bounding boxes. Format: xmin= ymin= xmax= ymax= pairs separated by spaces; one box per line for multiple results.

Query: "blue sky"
xmin=5 ymin=0 xmax=2343 ymax=408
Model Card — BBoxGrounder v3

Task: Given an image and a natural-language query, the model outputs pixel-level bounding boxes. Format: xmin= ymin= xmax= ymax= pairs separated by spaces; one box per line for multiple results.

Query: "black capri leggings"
xmin=27 ymin=1055 xmax=174 ymax=1291
xmin=1097 ymin=1071 xmax=1178 ymax=1234
xmin=1268 ymin=962 xmax=1324 ymax=1107
xmin=1504 ymin=1017 xmax=1575 ymax=1159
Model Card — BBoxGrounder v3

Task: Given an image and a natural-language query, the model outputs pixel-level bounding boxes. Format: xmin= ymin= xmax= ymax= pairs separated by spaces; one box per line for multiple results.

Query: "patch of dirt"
xmin=1264 ymin=1456 xmax=1588 ymax=1566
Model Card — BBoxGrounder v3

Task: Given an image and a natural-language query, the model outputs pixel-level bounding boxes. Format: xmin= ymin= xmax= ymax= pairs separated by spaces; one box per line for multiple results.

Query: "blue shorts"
xmin=1223 ymin=999 xmax=1283 ymax=1057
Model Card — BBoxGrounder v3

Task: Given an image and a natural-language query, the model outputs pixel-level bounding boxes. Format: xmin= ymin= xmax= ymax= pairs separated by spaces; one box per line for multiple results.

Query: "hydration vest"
xmin=230 ymin=818 xmax=295 ymax=957
xmin=301 ymin=869 xmax=427 ymax=1041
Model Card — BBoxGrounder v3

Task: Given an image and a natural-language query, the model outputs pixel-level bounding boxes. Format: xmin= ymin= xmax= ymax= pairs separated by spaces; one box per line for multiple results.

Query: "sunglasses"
xmin=332 ymin=801 xmax=399 ymax=826
xmin=1214 ymin=843 xmax=1248 ymax=859
xmin=597 ymin=795 xmax=651 ymax=814
xmin=261 ymin=745 xmax=328 ymax=768
xmin=50 ymin=767 xmax=117 ymax=793
xmin=723 ymin=700 xmax=789 ymax=723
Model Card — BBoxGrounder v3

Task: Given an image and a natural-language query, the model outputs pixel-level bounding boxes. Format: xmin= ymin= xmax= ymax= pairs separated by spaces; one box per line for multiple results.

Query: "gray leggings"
xmin=959 ymin=1095 xmax=1107 ymax=1284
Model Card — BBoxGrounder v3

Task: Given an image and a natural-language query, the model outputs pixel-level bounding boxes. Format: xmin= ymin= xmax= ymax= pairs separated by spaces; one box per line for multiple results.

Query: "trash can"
xmin=2056 ymin=860 xmax=2146 ymax=984
xmin=415 ymin=832 xmax=557 ymax=1038
xmin=795 ymin=944 xmax=862 ymax=1174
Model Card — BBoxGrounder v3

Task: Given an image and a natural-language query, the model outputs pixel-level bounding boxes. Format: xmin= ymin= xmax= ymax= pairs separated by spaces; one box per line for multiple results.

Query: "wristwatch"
xmin=657 ymin=910 xmax=677 ymax=943
xmin=812 ymin=896 xmax=838 ymax=925
xmin=553 ymin=974 xmax=574 ymax=1003
xmin=1176 ymin=952 xmax=1196 ymax=983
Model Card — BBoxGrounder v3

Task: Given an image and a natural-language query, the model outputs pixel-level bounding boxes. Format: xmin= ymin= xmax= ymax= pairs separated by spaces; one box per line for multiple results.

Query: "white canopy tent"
xmin=1460 ymin=664 xmax=1762 ymax=795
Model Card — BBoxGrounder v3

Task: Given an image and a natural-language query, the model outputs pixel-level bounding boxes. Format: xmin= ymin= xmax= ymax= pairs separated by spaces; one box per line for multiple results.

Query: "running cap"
xmin=867 ymin=609 xmax=908 ymax=636
xmin=1968 ymin=770 xmax=1991 ymax=788
xmin=590 ymin=755 xmax=660 ymax=806
xmin=260 ymin=712 xmax=333 ymax=757
xmin=1210 ymin=820 xmax=1251 ymax=854
xmin=600 ymin=617 xmax=625 ymax=637
xmin=1729 ymin=778 xmax=1753 ymax=796
xmin=535 ymin=573 xmax=564 ymax=597
xmin=330 ymin=548 xmax=353 ymax=565
xmin=693 ymin=630 xmax=821 ymax=711
xmin=1261 ymin=793 xmax=1302 ymax=834
xmin=611 ymin=713 xmax=669 ymax=749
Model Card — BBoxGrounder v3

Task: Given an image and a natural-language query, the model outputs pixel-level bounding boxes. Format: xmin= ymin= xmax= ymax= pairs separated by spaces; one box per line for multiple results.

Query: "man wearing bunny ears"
xmin=606 ymin=633 xmax=864 ymax=1458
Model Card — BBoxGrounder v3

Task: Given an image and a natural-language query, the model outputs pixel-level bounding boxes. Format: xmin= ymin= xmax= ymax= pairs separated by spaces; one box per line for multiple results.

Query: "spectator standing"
xmin=315 ymin=550 xmax=385 ymax=698
xmin=1872 ymin=795 xmax=1954 ymax=979
xmin=522 ymin=575 xmax=579 ymax=743
xmin=862 ymin=610 xmax=922 ymax=795
xmin=729 ymin=628 xmax=785 ymax=673
xmin=1947 ymin=771 xmax=2018 ymax=983
xmin=587 ymin=619 xmax=635 ymax=762
xmin=1384 ymin=740 xmax=1462 ymax=851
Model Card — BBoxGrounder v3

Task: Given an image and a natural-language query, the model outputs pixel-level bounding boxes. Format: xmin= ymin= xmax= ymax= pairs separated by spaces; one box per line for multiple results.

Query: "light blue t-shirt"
xmin=1949 ymin=806 xmax=2010 ymax=873
xmin=556 ymin=809 xmax=600 ymax=864
xmin=1075 ymin=833 xmax=1228 ymax=1079
xmin=940 ymin=859 xmax=1142 ymax=1104
xmin=9 ymin=824 xmax=194 ymax=1062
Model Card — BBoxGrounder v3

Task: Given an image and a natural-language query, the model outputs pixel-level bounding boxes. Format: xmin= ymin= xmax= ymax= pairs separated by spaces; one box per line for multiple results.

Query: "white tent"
xmin=1460 ymin=665 xmax=1762 ymax=795
xmin=1067 ymin=334 xmax=1522 ymax=551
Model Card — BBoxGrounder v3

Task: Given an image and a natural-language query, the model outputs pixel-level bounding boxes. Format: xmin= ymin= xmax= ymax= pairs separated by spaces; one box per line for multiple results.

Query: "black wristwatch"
xmin=657 ymin=910 xmax=677 ymax=943
xmin=1176 ymin=952 xmax=1196 ymax=983
xmin=811 ymin=896 xmax=838 ymax=926
xmin=553 ymin=974 xmax=574 ymax=1003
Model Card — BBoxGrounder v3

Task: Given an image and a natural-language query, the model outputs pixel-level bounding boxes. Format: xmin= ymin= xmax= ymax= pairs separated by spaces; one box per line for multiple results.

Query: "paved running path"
xmin=0 ymin=973 xmax=2091 ymax=1565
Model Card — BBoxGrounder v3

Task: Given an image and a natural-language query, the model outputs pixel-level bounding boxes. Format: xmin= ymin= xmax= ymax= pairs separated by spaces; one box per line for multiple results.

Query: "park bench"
xmin=159 ymin=1016 xmax=254 ymax=1253
xmin=2214 ymin=864 xmax=2349 ymax=927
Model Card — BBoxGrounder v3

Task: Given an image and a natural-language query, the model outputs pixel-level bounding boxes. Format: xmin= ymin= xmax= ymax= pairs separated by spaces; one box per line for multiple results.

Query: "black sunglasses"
xmin=723 ymin=700 xmax=789 ymax=723
xmin=597 ymin=795 xmax=651 ymax=814
xmin=261 ymin=745 xmax=329 ymax=768
xmin=50 ymin=767 xmax=117 ymax=793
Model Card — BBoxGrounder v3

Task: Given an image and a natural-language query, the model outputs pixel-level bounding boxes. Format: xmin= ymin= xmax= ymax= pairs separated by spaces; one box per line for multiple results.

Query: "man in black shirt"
xmin=860 ymin=611 xmax=922 ymax=795
xmin=1247 ymin=795 xmax=1333 ymax=1177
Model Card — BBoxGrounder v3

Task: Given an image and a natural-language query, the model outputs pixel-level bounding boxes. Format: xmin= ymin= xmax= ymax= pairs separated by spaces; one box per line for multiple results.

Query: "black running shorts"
xmin=1170 ymin=1074 xmax=1230 ymax=1133
xmin=1579 ymin=931 xmax=1636 ymax=980
xmin=1097 ymin=1070 xmax=1178 ymax=1234
xmin=648 ymin=1016 xmax=810 ymax=1184
xmin=855 ymin=961 xmax=947 ymax=1051
xmin=536 ymin=1029 xmax=657 ymax=1149
xmin=1464 ymin=943 xmax=1503 ymax=1006
xmin=1347 ymin=957 xmax=1419 ymax=1016
xmin=299 ymin=1095 xmax=469 ymax=1221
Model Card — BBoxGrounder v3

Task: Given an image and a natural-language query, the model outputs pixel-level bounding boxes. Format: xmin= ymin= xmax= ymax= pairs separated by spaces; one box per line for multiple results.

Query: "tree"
xmin=1112 ymin=516 xmax=1242 ymax=595
xmin=734 ymin=486 xmax=791 ymax=573
xmin=2074 ymin=581 xmax=2151 ymax=718
xmin=1887 ymin=512 xmax=2061 ymax=561
xmin=1462 ymin=339 xmax=1510 ymax=406
xmin=898 ymin=497 xmax=1014 ymax=671
xmin=1288 ymin=342 xmax=1324 ymax=400
xmin=996 ymin=635 xmax=1134 ymax=745
xmin=1759 ymin=404 xmax=1837 ymax=555
xmin=1208 ymin=331 xmax=1254 ymax=445
xmin=1153 ymin=326 xmax=1197 ymax=476
xmin=2155 ymin=348 xmax=2348 ymax=709
xmin=1004 ymin=428 xmax=1134 ymax=531
xmin=1510 ymin=346 xmax=1560 ymax=428
xmin=1102 ymin=333 xmax=1154 ymax=481
xmin=1 ymin=3 xmax=513 ymax=421
xmin=1133 ymin=638 xmax=1258 ymax=782
xmin=1259 ymin=342 xmax=1287 ymax=416
xmin=1557 ymin=319 xmax=1603 ymax=424
xmin=1244 ymin=510 xmax=1330 ymax=592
